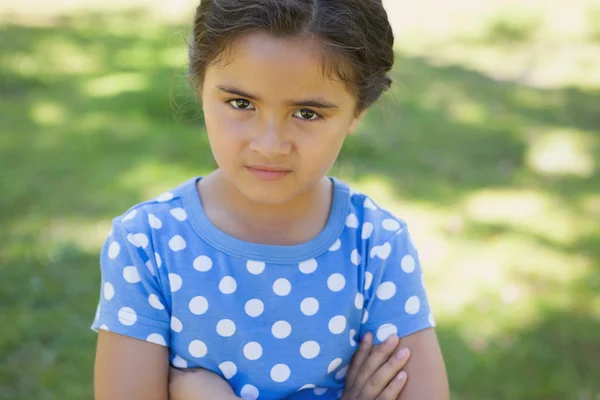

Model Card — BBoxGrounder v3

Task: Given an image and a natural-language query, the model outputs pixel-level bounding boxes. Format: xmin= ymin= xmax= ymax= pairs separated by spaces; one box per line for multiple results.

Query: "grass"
xmin=1 ymin=3 xmax=599 ymax=399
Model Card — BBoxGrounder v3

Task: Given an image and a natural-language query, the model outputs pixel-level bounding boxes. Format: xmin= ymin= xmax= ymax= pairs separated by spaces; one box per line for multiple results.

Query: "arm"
xmin=397 ymin=328 xmax=449 ymax=400
xmin=169 ymin=367 xmax=240 ymax=400
xmin=94 ymin=330 xmax=169 ymax=400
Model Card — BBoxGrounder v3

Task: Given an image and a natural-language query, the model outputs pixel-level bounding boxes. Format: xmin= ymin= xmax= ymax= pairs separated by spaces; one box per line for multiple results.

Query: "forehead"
xmin=205 ymin=31 xmax=354 ymax=101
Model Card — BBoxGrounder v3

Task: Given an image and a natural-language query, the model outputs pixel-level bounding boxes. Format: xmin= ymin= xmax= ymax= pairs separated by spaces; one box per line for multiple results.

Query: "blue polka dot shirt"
xmin=91 ymin=176 xmax=435 ymax=399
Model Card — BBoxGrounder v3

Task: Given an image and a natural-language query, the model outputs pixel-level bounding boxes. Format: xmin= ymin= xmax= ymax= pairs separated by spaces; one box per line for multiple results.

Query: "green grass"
xmin=1 ymin=4 xmax=599 ymax=400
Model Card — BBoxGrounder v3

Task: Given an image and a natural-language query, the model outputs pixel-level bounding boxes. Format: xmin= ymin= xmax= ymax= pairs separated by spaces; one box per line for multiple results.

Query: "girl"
xmin=91 ymin=0 xmax=449 ymax=399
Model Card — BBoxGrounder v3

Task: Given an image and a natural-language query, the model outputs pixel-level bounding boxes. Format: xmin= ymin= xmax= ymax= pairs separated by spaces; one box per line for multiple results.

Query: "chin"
xmin=238 ymin=183 xmax=300 ymax=206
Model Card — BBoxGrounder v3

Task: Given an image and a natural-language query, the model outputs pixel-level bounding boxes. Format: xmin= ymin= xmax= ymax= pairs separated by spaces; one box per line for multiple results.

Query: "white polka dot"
xmin=271 ymin=364 xmax=291 ymax=382
xmin=243 ymin=342 xmax=263 ymax=360
xmin=217 ymin=319 xmax=236 ymax=337
xmin=219 ymin=276 xmax=237 ymax=294
xmin=99 ymin=324 xmax=109 ymax=331
xmin=300 ymin=297 xmax=319 ymax=316
xmin=123 ymin=266 xmax=140 ymax=283
xmin=240 ymin=384 xmax=259 ymax=400
xmin=193 ymin=255 xmax=212 ymax=272
xmin=127 ymin=233 xmax=149 ymax=248
xmin=273 ymin=278 xmax=291 ymax=296
xmin=157 ymin=192 xmax=174 ymax=202
xmin=154 ymin=252 xmax=162 ymax=268
xmin=327 ymin=273 xmax=346 ymax=292
xmin=362 ymin=310 xmax=369 ymax=324
xmin=314 ymin=388 xmax=328 ymax=395
xmin=351 ymin=249 xmax=361 ymax=266
xmin=405 ymin=296 xmax=421 ymax=314
xmin=428 ymin=312 xmax=437 ymax=328
xmin=364 ymin=198 xmax=378 ymax=210
xmin=189 ymin=296 xmax=208 ymax=315
xmin=272 ymin=321 xmax=292 ymax=339
xmin=370 ymin=242 xmax=392 ymax=259
xmin=300 ymin=341 xmax=320 ymax=359
xmin=122 ymin=209 xmax=137 ymax=221
xmin=328 ymin=316 xmax=347 ymax=334
xmin=148 ymin=294 xmax=164 ymax=310
xmin=172 ymin=355 xmax=187 ymax=368
xmin=376 ymin=281 xmax=397 ymax=300
xmin=169 ymin=273 xmax=182 ymax=292
xmin=361 ymin=222 xmax=374 ymax=239
xmin=117 ymin=307 xmax=137 ymax=326
xmin=171 ymin=316 xmax=183 ymax=332
xmin=245 ymin=299 xmax=264 ymax=317
xmin=148 ymin=213 xmax=162 ymax=229
xmin=329 ymin=239 xmax=341 ymax=251
xmin=382 ymin=218 xmax=401 ymax=231
xmin=354 ymin=293 xmax=364 ymax=309
xmin=107 ymin=229 xmax=113 ymax=237
xmin=327 ymin=358 xmax=342 ymax=373
xmin=299 ymin=259 xmax=317 ymax=274
xmin=401 ymin=254 xmax=416 ymax=273
xmin=346 ymin=213 xmax=359 ymax=228
xmin=103 ymin=282 xmax=114 ymax=300
xmin=349 ymin=329 xmax=357 ymax=347
xmin=299 ymin=384 xmax=316 ymax=391
xmin=170 ymin=207 xmax=187 ymax=221
xmin=335 ymin=365 xmax=348 ymax=380
xmin=219 ymin=361 xmax=237 ymax=379
xmin=169 ymin=235 xmax=186 ymax=251
xmin=189 ymin=340 xmax=207 ymax=358
xmin=146 ymin=260 xmax=155 ymax=276
xmin=108 ymin=241 xmax=120 ymax=259
xmin=377 ymin=323 xmax=398 ymax=342
xmin=246 ymin=260 xmax=265 ymax=275
xmin=364 ymin=272 xmax=373 ymax=291
xmin=147 ymin=333 xmax=167 ymax=346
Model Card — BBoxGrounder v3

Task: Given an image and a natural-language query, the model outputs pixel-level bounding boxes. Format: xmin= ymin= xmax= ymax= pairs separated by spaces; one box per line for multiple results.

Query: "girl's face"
xmin=200 ymin=31 xmax=366 ymax=205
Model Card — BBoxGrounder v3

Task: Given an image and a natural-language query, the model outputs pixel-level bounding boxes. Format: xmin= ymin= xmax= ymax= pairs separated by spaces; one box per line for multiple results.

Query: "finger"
xmin=361 ymin=347 xmax=410 ymax=399
xmin=376 ymin=371 xmax=408 ymax=400
xmin=345 ymin=331 xmax=374 ymax=390
xmin=351 ymin=334 xmax=399 ymax=394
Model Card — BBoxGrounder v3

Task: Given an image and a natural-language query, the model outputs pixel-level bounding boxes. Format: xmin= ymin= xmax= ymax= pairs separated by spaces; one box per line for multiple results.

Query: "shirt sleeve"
xmin=91 ymin=217 xmax=171 ymax=347
xmin=360 ymin=220 xmax=436 ymax=343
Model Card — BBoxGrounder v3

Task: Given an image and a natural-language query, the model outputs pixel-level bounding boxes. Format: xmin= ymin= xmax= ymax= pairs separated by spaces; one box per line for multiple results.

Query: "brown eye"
xmin=229 ymin=99 xmax=254 ymax=110
xmin=295 ymin=109 xmax=320 ymax=120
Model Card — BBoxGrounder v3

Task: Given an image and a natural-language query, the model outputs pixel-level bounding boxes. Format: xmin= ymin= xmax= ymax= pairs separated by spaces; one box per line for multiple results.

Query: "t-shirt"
xmin=91 ymin=176 xmax=436 ymax=400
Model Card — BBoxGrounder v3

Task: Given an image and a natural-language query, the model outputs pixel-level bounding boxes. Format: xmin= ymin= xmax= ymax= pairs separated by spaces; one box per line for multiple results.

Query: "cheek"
xmin=204 ymin=104 xmax=247 ymax=151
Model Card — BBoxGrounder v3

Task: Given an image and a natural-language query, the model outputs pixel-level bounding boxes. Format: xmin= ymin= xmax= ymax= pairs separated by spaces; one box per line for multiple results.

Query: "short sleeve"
xmin=91 ymin=218 xmax=171 ymax=347
xmin=360 ymin=221 xmax=436 ymax=343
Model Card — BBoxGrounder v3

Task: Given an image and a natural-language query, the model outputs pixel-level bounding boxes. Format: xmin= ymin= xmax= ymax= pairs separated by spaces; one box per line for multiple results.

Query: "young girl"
xmin=91 ymin=0 xmax=448 ymax=399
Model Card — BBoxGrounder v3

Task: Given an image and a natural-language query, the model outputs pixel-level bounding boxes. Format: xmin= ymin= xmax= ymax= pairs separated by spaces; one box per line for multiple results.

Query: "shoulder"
xmin=107 ymin=177 xmax=196 ymax=244
xmin=338 ymin=182 xmax=418 ymax=268
xmin=346 ymin=185 xmax=408 ymax=239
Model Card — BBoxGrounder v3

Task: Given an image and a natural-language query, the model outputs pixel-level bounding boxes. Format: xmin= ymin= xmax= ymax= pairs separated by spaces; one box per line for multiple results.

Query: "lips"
xmin=247 ymin=165 xmax=291 ymax=172
xmin=246 ymin=165 xmax=291 ymax=181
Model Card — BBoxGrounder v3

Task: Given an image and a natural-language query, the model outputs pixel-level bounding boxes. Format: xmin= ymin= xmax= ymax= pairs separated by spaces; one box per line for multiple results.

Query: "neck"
xmin=197 ymin=169 xmax=333 ymax=245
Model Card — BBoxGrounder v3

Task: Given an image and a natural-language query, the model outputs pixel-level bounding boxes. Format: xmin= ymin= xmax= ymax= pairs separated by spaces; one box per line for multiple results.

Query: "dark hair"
xmin=188 ymin=0 xmax=395 ymax=113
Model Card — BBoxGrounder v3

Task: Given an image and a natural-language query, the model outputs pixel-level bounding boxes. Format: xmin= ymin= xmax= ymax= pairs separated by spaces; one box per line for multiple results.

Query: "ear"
xmin=348 ymin=109 xmax=368 ymax=135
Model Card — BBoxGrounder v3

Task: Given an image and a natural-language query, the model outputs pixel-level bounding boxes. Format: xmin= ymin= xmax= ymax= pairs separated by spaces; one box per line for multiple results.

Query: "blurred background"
xmin=1 ymin=0 xmax=599 ymax=398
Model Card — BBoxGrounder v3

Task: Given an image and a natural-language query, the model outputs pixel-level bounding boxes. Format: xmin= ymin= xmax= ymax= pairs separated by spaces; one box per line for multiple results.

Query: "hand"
xmin=341 ymin=332 xmax=410 ymax=400
xmin=169 ymin=367 xmax=241 ymax=400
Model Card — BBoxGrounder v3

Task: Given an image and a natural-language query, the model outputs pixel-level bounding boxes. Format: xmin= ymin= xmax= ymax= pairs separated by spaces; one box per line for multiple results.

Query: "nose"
xmin=248 ymin=122 xmax=291 ymax=158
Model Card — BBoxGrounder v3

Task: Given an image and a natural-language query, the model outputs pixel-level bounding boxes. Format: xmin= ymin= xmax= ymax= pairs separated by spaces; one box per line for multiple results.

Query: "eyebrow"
xmin=216 ymin=84 xmax=339 ymax=109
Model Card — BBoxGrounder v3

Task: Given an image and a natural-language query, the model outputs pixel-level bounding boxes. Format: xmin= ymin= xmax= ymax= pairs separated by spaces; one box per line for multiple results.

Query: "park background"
xmin=1 ymin=0 xmax=599 ymax=398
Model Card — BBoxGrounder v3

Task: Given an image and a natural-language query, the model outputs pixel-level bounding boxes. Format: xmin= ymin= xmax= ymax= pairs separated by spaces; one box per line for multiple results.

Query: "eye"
xmin=228 ymin=99 xmax=255 ymax=110
xmin=293 ymin=109 xmax=322 ymax=121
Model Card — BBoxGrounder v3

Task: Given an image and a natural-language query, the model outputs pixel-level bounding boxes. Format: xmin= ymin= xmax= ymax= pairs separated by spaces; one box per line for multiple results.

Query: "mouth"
xmin=245 ymin=165 xmax=292 ymax=181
